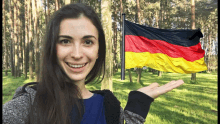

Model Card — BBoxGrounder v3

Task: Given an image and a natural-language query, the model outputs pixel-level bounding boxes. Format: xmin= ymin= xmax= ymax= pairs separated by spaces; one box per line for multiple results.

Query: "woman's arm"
xmin=137 ymin=80 xmax=184 ymax=99
xmin=120 ymin=80 xmax=184 ymax=124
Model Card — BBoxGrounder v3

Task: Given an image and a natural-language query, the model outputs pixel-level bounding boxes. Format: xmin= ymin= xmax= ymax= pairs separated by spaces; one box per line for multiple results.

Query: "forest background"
xmin=2 ymin=0 xmax=218 ymax=90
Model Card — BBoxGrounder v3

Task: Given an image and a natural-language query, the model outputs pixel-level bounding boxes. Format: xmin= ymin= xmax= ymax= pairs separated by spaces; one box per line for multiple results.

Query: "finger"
xmin=165 ymin=80 xmax=184 ymax=92
xmin=162 ymin=80 xmax=177 ymax=88
xmin=156 ymin=80 xmax=184 ymax=94
xmin=148 ymin=82 xmax=159 ymax=89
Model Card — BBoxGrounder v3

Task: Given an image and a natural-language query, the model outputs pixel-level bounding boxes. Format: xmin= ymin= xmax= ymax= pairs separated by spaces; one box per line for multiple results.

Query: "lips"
xmin=66 ymin=62 xmax=87 ymax=69
xmin=66 ymin=62 xmax=87 ymax=68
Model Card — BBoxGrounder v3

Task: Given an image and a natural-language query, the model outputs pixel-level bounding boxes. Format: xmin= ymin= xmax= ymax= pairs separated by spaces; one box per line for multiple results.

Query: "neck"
xmin=74 ymin=80 xmax=93 ymax=99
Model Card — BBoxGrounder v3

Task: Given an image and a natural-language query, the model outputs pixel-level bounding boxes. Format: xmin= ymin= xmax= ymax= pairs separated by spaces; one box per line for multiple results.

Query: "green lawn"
xmin=3 ymin=70 xmax=218 ymax=124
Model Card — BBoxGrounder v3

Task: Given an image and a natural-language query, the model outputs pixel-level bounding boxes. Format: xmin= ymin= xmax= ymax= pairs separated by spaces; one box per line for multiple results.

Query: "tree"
xmin=28 ymin=0 xmax=34 ymax=80
xmin=18 ymin=0 xmax=23 ymax=77
xmin=136 ymin=0 xmax=142 ymax=84
xmin=55 ymin=0 xmax=60 ymax=11
xmin=9 ymin=0 xmax=15 ymax=77
xmin=191 ymin=0 xmax=196 ymax=81
xmin=112 ymin=1 xmax=118 ymax=74
xmin=32 ymin=0 xmax=40 ymax=81
xmin=64 ymin=0 xmax=71 ymax=4
xmin=101 ymin=0 xmax=113 ymax=91
xmin=21 ymin=0 xmax=26 ymax=76
xmin=157 ymin=0 xmax=162 ymax=77
xmin=13 ymin=0 xmax=20 ymax=78
xmin=3 ymin=0 xmax=9 ymax=76
xmin=24 ymin=0 xmax=29 ymax=79
xmin=47 ymin=0 xmax=50 ymax=21
xmin=44 ymin=0 xmax=48 ymax=27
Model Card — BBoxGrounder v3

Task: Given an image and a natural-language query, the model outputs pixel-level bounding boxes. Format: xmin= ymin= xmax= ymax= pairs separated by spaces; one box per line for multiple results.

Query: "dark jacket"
xmin=3 ymin=83 xmax=154 ymax=124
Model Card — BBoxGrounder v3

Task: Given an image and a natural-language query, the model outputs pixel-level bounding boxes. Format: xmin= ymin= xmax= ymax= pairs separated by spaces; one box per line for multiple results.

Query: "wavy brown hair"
xmin=23 ymin=3 xmax=106 ymax=124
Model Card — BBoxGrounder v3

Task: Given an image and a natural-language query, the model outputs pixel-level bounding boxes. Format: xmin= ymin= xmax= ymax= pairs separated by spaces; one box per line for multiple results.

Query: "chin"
xmin=69 ymin=76 xmax=86 ymax=83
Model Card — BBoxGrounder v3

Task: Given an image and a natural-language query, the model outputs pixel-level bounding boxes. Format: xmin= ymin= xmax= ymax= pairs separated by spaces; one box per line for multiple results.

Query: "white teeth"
xmin=68 ymin=63 xmax=86 ymax=68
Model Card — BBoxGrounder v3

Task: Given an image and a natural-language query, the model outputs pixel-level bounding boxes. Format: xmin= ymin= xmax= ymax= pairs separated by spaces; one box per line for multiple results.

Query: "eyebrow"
xmin=59 ymin=35 xmax=97 ymax=40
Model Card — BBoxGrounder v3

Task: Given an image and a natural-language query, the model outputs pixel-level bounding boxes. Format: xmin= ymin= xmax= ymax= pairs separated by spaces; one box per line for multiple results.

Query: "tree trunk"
xmin=33 ymin=0 xmax=40 ymax=81
xmin=120 ymin=0 xmax=123 ymax=31
xmin=113 ymin=3 xmax=118 ymax=74
xmin=3 ymin=0 xmax=8 ymax=76
xmin=115 ymin=26 xmax=118 ymax=72
xmin=47 ymin=0 xmax=50 ymax=21
xmin=158 ymin=71 xmax=162 ymax=77
xmin=159 ymin=0 xmax=163 ymax=28
xmin=208 ymin=32 xmax=212 ymax=72
xmin=55 ymin=0 xmax=59 ymax=11
xmin=65 ymin=0 xmax=71 ymax=4
xmin=28 ymin=0 xmax=34 ymax=80
xmin=137 ymin=68 xmax=142 ymax=83
xmin=120 ymin=0 xmax=123 ymax=72
xmin=128 ymin=69 xmax=133 ymax=83
xmin=101 ymin=0 xmax=113 ymax=92
xmin=156 ymin=9 xmax=162 ymax=77
xmin=22 ymin=22 xmax=25 ymax=75
xmin=18 ymin=1 xmax=22 ymax=77
xmin=13 ymin=0 xmax=19 ymax=78
xmin=136 ymin=0 xmax=142 ymax=83
xmin=44 ymin=0 xmax=47 ymax=27
xmin=136 ymin=0 xmax=141 ymax=24
xmin=24 ymin=0 xmax=29 ymax=79
xmin=37 ymin=0 xmax=40 ymax=81
xmin=9 ymin=0 xmax=15 ymax=77
xmin=191 ymin=0 xmax=195 ymax=29
xmin=191 ymin=0 xmax=196 ymax=81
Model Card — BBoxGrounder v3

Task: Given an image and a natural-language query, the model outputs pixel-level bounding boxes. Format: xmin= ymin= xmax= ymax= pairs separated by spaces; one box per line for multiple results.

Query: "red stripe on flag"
xmin=125 ymin=35 xmax=205 ymax=62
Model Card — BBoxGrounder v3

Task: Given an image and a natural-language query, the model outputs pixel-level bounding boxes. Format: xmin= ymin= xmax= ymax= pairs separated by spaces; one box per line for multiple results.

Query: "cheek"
xmin=56 ymin=46 xmax=62 ymax=59
xmin=56 ymin=46 xmax=69 ymax=59
xmin=92 ymin=50 xmax=99 ymax=59
xmin=83 ymin=47 xmax=99 ymax=59
xmin=83 ymin=52 xmax=97 ymax=60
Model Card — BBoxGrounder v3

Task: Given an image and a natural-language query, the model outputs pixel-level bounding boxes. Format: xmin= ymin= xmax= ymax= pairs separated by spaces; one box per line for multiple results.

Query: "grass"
xmin=2 ymin=72 xmax=35 ymax=104
xmin=3 ymin=70 xmax=218 ymax=124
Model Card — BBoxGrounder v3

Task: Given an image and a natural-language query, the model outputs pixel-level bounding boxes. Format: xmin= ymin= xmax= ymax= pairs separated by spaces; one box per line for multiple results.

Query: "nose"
xmin=70 ymin=44 xmax=83 ymax=59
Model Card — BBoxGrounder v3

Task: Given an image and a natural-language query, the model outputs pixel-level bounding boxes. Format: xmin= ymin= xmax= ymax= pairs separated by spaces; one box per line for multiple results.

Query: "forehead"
xmin=59 ymin=16 xmax=98 ymax=38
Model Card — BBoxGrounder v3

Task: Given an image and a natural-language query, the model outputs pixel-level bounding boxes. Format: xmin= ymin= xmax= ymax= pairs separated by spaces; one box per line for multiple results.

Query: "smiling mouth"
xmin=66 ymin=63 xmax=87 ymax=68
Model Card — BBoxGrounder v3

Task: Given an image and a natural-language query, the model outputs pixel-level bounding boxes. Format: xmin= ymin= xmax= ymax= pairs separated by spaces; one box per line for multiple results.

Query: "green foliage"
xmin=3 ymin=72 xmax=35 ymax=104
xmin=3 ymin=69 xmax=11 ymax=72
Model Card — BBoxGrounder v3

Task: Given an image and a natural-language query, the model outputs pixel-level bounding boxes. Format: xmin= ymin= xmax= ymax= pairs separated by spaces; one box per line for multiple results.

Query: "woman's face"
xmin=56 ymin=16 xmax=99 ymax=83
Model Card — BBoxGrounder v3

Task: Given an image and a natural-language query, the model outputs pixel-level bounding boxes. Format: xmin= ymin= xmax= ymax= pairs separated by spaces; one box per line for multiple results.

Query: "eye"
xmin=59 ymin=39 xmax=70 ymax=44
xmin=84 ymin=40 xmax=93 ymax=45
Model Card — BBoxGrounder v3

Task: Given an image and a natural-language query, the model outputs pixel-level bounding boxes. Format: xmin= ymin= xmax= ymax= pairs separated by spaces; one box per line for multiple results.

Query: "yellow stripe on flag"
xmin=125 ymin=52 xmax=207 ymax=74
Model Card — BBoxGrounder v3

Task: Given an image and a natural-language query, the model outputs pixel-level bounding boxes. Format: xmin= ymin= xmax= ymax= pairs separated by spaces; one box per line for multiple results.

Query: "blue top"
xmin=70 ymin=94 xmax=107 ymax=124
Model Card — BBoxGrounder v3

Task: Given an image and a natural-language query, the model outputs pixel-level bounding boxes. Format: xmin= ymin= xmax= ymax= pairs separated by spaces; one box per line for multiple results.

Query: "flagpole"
xmin=121 ymin=13 xmax=125 ymax=80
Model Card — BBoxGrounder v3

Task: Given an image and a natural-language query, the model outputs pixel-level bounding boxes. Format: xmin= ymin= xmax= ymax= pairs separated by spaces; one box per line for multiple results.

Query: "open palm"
xmin=137 ymin=80 xmax=184 ymax=99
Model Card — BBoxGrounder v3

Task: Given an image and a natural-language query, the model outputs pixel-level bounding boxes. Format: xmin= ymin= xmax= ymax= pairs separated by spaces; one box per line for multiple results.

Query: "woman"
xmin=3 ymin=3 xmax=184 ymax=124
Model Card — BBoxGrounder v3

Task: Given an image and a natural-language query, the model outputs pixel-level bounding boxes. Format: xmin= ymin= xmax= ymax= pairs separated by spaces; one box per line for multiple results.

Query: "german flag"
xmin=125 ymin=20 xmax=207 ymax=74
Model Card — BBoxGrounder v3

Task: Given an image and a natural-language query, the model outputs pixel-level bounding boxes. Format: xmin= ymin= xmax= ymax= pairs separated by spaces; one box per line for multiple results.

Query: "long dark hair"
xmin=24 ymin=3 xmax=106 ymax=124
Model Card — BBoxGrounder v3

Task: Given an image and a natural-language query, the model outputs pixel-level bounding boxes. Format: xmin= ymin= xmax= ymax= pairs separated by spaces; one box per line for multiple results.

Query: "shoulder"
xmin=91 ymin=89 xmax=120 ymax=106
xmin=3 ymin=83 xmax=37 ymax=124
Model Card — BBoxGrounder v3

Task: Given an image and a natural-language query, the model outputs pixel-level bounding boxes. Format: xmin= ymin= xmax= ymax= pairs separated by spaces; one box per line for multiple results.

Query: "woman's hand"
xmin=137 ymin=80 xmax=184 ymax=99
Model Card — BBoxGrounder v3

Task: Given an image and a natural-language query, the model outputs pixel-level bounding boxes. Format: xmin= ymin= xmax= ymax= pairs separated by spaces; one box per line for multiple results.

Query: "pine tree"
xmin=191 ymin=0 xmax=196 ymax=81
xmin=28 ymin=0 xmax=34 ymax=80
xmin=101 ymin=0 xmax=113 ymax=91
xmin=136 ymin=0 xmax=142 ymax=84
